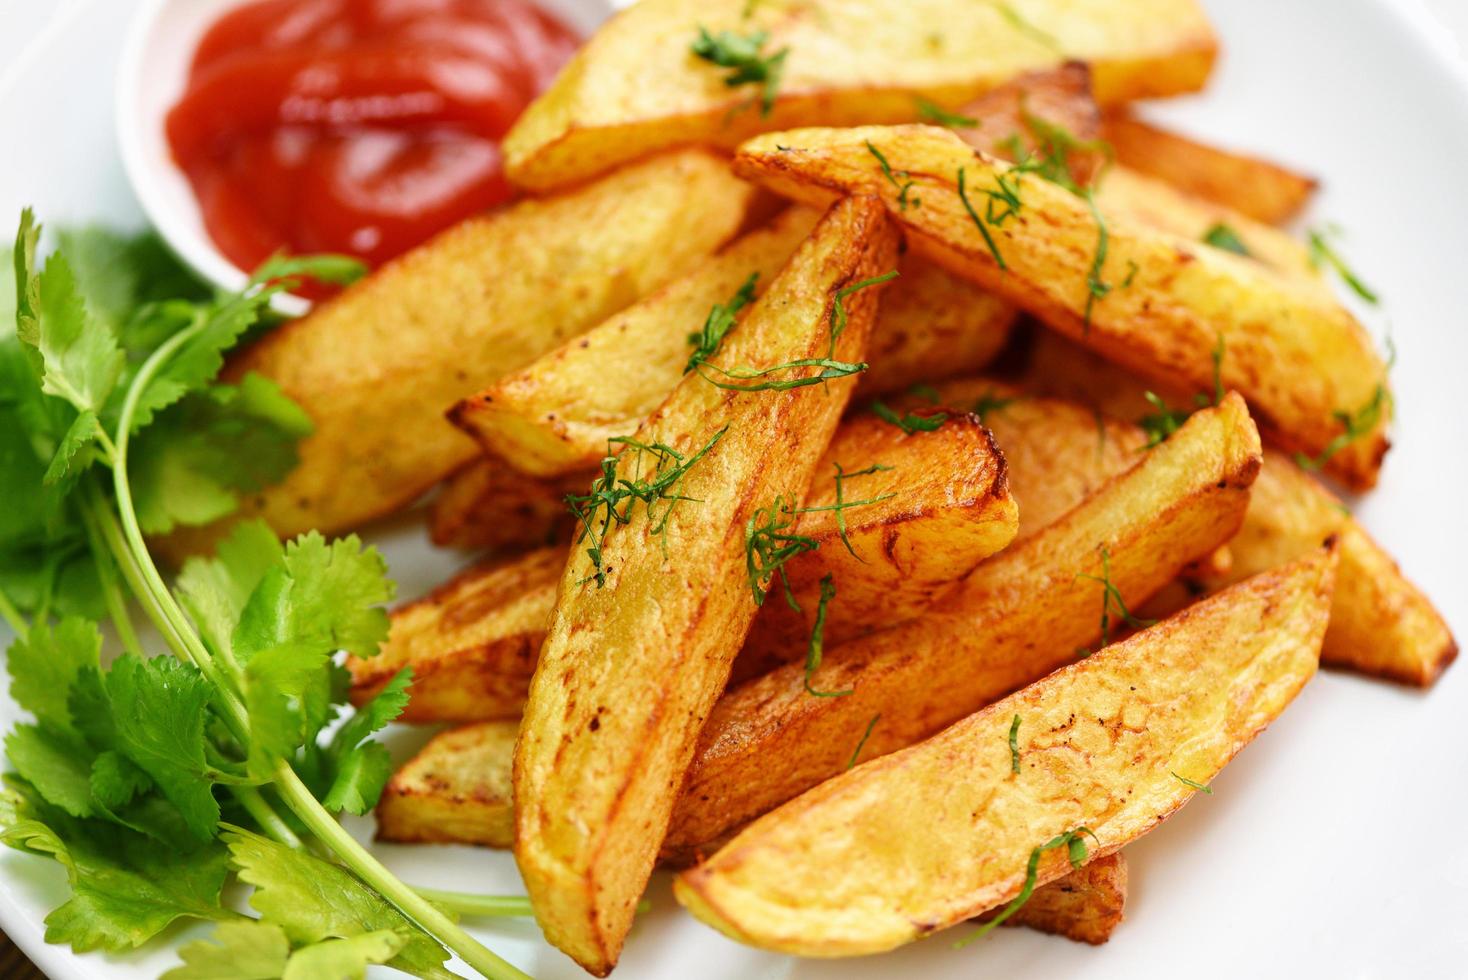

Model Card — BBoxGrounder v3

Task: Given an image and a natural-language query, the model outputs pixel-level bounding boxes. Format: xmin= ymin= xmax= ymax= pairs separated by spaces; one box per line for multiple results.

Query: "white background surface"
xmin=2 ymin=2 xmax=1468 ymax=980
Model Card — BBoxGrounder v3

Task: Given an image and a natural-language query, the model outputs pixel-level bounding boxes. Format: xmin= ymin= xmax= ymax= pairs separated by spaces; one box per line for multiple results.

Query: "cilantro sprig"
xmin=0 ymin=212 xmax=528 ymax=979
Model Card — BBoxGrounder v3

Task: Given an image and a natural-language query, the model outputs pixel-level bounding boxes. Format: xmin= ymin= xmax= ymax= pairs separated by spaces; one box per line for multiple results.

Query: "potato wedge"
xmin=379 ymin=718 xmax=1126 ymax=943
xmin=674 ymin=548 xmax=1334 ymax=955
xmin=450 ymin=209 xmax=1013 ymax=478
xmin=377 ymin=720 xmax=519 ymax=847
xmin=1102 ymin=109 xmax=1319 ymax=224
xmin=209 ymin=149 xmax=752 ymax=539
xmin=353 ymin=412 xmax=1016 ymax=719
xmin=1013 ymin=330 xmax=1457 ymax=686
xmin=514 ymin=197 xmax=899 ymax=975
xmin=734 ymin=125 xmax=1391 ymax=489
xmin=504 ymin=0 xmax=1217 ymax=191
xmin=428 ymin=458 xmax=586 ymax=551
xmin=662 ymin=394 xmax=1261 ymax=859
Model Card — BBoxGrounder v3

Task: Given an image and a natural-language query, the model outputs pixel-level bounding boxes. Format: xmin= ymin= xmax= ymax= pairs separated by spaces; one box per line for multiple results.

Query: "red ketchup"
xmin=167 ymin=0 xmax=578 ymax=288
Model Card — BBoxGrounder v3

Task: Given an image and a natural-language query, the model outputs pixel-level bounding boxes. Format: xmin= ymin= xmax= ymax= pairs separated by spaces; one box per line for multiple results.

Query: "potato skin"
xmin=1102 ymin=109 xmax=1319 ymax=225
xmin=675 ymin=548 xmax=1335 ymax=956
xmin=662 ymin=394 xmax=1261 ymax=859
xmin=205 ymin=150 xmax=752 ymax=540
xmin=734 ymin=124 xmax=1391 ymax=490
xmin=513 ymin=197 xmax=899 ymax=976
xmin=428 ymin=459 xmax=586 ymax=552
xmin=503 ymin=0 xmax=1217 ymax=190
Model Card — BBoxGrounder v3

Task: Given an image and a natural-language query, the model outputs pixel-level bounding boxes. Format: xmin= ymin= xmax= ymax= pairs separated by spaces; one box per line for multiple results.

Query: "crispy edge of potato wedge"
xmin=662 ymin=394 xmax=1262 ymax=859
xmin=1012 ymin=329 xmax=1457 ymax=686
xmin=504 ymin=0 xmax=1216 ymax=191
xmin=201 ymin=149 xmax=752 ymax=542
xmin=513 ymin=197 xmax=899 ymax=975
xmin=1101 ymin=109 xmax=1319 ymax=224
xmin=352 ymin=411 xmax=1017 ymax=722
xmin=733 ymin=124 xmax=1391 ymax=490
xmin=377 ymin=719 xmax=1125 ymax=943
xmin=427 ymin=458 xmax=587 ymax=551
xmin=377 ymin=721 xmax=520 ymax=847
xmin=674 ymin=547 xmax=1334 ymax=956
xmin=449 ymin=215 xmax=1014 ymax=479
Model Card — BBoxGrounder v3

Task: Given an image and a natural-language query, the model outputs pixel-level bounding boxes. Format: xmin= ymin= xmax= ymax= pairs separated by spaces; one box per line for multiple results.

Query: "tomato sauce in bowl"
xmin=166 ymin=0 xmax=579 ymax=282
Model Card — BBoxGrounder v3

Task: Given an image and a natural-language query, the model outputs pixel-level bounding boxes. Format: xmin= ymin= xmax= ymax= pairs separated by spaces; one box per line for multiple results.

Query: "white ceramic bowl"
xmin=115 ymin=0 xmax=618 ymax=313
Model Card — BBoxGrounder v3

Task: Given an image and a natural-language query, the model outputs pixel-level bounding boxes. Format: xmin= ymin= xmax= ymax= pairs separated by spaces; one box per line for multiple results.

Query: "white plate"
xmin=3 ymin=1 xmax=1467 ymax=978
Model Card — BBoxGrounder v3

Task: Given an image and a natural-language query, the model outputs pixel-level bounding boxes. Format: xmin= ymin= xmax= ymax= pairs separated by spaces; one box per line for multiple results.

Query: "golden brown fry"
xmin=209 ymin=150 xmax=752 ymax=539
xmin=1102 ymin=109 xmax=1319 ymax=224
xmin=428 ymin=458 xmax=586 ymax=551
xmin=353 ymin=411 xmax=1017 ymax=720
xmin=504 ymin=0 xmax=1217 ymax=191
xmin=1013 ymin=330 xmax=1457 ymax=686
xmin=450 ymin=207 xmax=1012 ymax=478
xmin=734 ymin=124 xmax=1391 ymax=490
xmin=379 ymin=719 xmax=1126 ymax=943
xmin=952 ymin=62 xmax=1106 ymax=186
xmin=674 ymin=548 xmax=1335 ymax=956
xmin=663 ymin=394 xmax=1262 ymax=859
xmin=377 ymin=721 xmax=519 ymax=847
xmin=514 ymin=197 xmax=899 ymax=975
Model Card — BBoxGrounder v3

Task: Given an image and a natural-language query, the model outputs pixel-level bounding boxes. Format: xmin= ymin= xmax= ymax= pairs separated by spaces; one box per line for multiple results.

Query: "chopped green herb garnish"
xmin=866 ymin=141 xmax=921 ymax=211
xmin=1203 ymin=223 xmax=1251 ymax=257
xmin=872 ymin=401 xmax=949 ymax=435
xmin=1074 ymin=546 xmax=1154 ymax=654
xmin=972 ymin=389 xmax=1017 ymax=423
xmin=993 ymin=1 xmax=1062 ymax=52
xmin=803 ymin=575 xmax=851 ymax=698
xmin=1138 ymin=334 xmax=1226 ymax=446
xmin=1121 ymin=259 xmax=1140 ymax=289
xmin=699 ymin=357 xmax=867 ymax=392
xmin=686 ymin=273 xmax=758 ymax=373
xmin=1008 ymin=714 xmax=1021 ymax=775
xmin=691 ymin=27 xmax=788 ymax=117
xmin=1081 ymin=190 xmax=1112 ymax=332
xmin=830 ymin=270 xmax=899 ymax=356
xmin=846 ymin=713 xmax=882 ymax=770
xmin=1296 ymin=338 xmax=1394 ymax=472
xmin=908 ymin=382 xmax=942 ymax=405
xmin=958 ymin=167 xmax=1007 ymax=270
xmin=568 ymin=429 xmax=727 ymax=588
xmin=954 ymin=826 xmax=1098 ymax=947
xmin=917 ymin=98 xmax=979 ymax=129
xmin=794 ymin=462 xmax=896 ymax=559
xmin=1308 ymin=225 xmax=1379 ymax=305
xmin=1172 ymin=772 xmax=1213 ymax=794
xmin=744 ymin=494 xmax=820 ymax=608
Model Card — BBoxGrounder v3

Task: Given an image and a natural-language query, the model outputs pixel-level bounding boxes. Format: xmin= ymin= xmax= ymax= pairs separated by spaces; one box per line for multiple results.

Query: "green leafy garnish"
xmin=916 ymin=98 xmax=978 ymax=129
xmin=1308 ymin=225 xmax=1380 ymax=305
xmin=796 ymin=462 xmax=896 ymax=559
xmin=1202 ymin=223 xmax=1251 ymax=257
xmin=993 ymin=1 xmax=1061 ymax=51
xmin=1008 ymin=714 xmax=1021 ymax=775
xmin=567 ymin=429 xmax=727 ymax=588
xmin=867 ymin=141 xmax=921 ymax=211
xmin=1172 ymin=772 xmax=1213 ymax=795
xmin=846 ymin=714 xmax=881 ymax=771
xmin=802 ymin=574 xmax=851 ymax=698
xmin=957 ymin=167 xmax=1007 ymax=270
xmin=829 ymin=271 xmax=899 ymax=355
xmin=1073 ymin=546 xmax=1155 ymax=655
xmin=1137 ymin=333 xmax=1226 ymax=447
xmin=1294 ymin=338 xmax=1393 ymax=472
xmin=972 ymin=389 xmax=1017 ymax=423
xmin=954 ymin=826 xmax=1098 ymax=947
xmin=1080 ymin=191 xmax=1113 ymax=332
xmin=871 ymin=401 xmax=949 ymax=435
xmin=691 ymin=27 xmax=788 ymax=118
xmin=744 ymin=494 xmax=820 ymax=608
xmin=907 ymin=383 xmax=941 ymax=404
xmin=686 ymin=273 xmax=758 ymax=373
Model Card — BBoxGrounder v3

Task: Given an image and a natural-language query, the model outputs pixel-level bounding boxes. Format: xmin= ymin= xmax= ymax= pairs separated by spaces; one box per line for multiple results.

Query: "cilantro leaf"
xmin=225 ymin=828 xmax=455 ymax=980
xmin=164 ymin=919 xmax=291 ymax=980
xmin=283 ymin=930 xmax=406 ymax=980
xmin=242 ymin=644 xmax=330 ymax=781
xmin=5 ymin=724 xmax=96 ymax=817
xmin=6 ymin=616 xmax=101 ymax=730
xmin=89 ymin=751 xmax=153 ymax=811
xmin=28 ymin=252 xmax=125 ymax=414
xmin=42 ymin=409 xmax=101 ymax=491
xmin=130 ymin=375 xmax=312 ymax=535
xmin=0 ymin=780 xmax=231 ymax=952
xmin=176 ymin=520 xmax=285 ymax=663
xmin=94 ymin=655 xmax=220 ymax=839
xmin=320 ymin=669 xmax=411 ymax=815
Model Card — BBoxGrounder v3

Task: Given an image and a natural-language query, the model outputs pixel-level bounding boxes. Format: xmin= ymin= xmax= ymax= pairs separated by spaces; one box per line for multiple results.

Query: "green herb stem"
xmin=272 ymin=766 xmax=530 ymax=980
xmin=77 ymin=499 xmax=144 ymax=658
xmin=0 ymin=584 xmax=28 ymax=638
xmin=233 ymin=786 xmax=305 ymax=850
xmin=409 ymin=889 xmax=534 ymax=919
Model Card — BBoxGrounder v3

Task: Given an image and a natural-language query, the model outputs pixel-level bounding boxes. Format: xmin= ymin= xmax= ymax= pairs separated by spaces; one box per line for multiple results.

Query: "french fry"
xmin=1101 ymin=109 xmax=1319 ymax=224
xmin=207 ymin=149 xmax=753 ymax=539
xmin=450 ymin=209 xmax=1013 ymax=479
xmin=514 ymin=196 xmax=899 ymax=975
xmin=1014 ymin=330 xmax=1457 ymax=686
xmin=428 ymin=458 xmax=585 ymax=551
xmin=504 ymin=0 xmax=1218 ymax=191
xmin=662 ymin=394 xmax=1261 ymax=859
xmin=674 ymin=548 xmax=1335 ymax=956
xmin=734 ymin=124 xmax=1391 ymax=490
xmin=379 ymin=718 xmax=1127 ymax=944
xmin=352 ymin=412 xmax=1016 ymax=720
